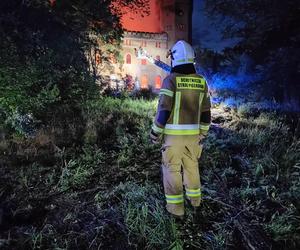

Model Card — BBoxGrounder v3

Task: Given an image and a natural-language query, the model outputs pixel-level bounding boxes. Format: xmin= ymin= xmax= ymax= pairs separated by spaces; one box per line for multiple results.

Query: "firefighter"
xmin=150 ymin=40 xmax=211 ymax=218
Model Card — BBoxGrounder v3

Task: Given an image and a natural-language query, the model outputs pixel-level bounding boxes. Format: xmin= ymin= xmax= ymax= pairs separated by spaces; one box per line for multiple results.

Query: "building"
xmin=101 ymin=0 xmax=193 ymax=90
xmin=122 ymin=31 xmax=168 ymax=89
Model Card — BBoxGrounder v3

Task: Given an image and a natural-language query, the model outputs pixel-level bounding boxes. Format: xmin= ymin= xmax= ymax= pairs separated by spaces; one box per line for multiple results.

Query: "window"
xmin=126 ymin=54 xmax=131 ymax=64
xmin=156 ymin=55 xmax=160 ymax=61
xmin=176 ymin=9 xmax=184 ymax=16
xmin=141 ymin=75 xmax=149 ymax=89
xmin=176 ymin=24 xmax=185 ymax=31
xmin=141 ymin=41 xmax=147 ymax=47
xmin=141 ymin=59 xmax=147 ymax=65
xmin=155 ymin=76 xmax=162 ymax=89
xmin=155 ymin=42 xmax=161 ymax=48
xmin=124 ymin=39 xmax=132 ymax=46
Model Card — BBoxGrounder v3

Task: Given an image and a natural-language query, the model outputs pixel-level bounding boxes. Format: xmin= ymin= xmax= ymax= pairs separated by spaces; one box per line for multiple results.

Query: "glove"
xmin=150 ymin=129 xmax=161 ymax=144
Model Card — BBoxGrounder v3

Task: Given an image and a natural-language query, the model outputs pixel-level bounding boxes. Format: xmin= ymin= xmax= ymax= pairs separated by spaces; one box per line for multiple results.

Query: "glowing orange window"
xmin=155 ymin=76 xmax=162 ymax=89
xmin=126 ymin=54 xmax=131 ymax=64
xmin=141 ymin=59 xmax=147 ymax=65
xmin=141 ymin=75 xmax=149 ymax=88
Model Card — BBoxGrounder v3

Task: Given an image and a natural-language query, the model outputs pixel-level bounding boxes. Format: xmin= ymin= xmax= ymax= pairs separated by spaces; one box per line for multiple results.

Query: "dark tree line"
xmin=0 ymin=0 xmax=149 ymax=134
xmin=204 ymin=0 xmax=300 ymax=106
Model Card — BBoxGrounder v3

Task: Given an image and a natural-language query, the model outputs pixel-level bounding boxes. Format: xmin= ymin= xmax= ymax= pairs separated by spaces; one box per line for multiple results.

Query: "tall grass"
xmin=100 ymin=182 xmax=183 ymax=249
xmin=1 ymin=96 xmax=299 ymax=249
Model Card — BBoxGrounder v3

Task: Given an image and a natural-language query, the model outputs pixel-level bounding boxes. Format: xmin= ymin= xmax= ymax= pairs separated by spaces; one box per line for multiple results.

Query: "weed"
xmin=57 ymin=146 xmax=104 ymax=191
xmin=1 ymin=96 xmax=300 ymax=249
xmin=101 ymin=182 xmax=183 ymax=250
xmin=265 ymin=210 xmax=300 ymax=246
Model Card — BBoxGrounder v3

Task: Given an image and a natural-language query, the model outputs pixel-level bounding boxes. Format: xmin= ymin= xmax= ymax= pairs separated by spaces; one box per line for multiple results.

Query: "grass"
xmin=103 ymin=182 xmax=183 ymax=249
xmin=0 ymin=96 xmax=299 ymax=249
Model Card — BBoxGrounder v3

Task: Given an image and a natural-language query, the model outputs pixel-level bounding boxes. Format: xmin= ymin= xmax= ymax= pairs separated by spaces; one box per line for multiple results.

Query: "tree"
xmin=0 ymin=0 xmax=149 ymax=134
xmin=203 ymin=0 xmax=300 ymax=106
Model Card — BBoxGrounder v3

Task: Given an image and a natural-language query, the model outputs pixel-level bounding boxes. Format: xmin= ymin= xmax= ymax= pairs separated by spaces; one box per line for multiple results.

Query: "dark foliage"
xmin=0 ymin=0 xmax=149 ymax=135
xmin=202 ymin=0 xmax=300 ymax=106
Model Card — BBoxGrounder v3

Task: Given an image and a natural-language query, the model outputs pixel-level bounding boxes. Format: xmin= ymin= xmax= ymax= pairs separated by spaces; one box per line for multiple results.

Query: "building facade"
xmin=122 ymin=31 xmax=169 ymax=89
xmin=105 ymin=0 xmax=193 ymax=90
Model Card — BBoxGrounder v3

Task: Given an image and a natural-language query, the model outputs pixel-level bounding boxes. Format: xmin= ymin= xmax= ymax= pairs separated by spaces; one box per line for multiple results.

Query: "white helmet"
xmin=170 ymin=40 xmax=195 ymax=67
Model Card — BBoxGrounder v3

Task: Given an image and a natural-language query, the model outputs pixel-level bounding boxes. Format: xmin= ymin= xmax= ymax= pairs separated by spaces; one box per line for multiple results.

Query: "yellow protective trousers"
xmin=162 ymin=135 xmax=203 ymax=216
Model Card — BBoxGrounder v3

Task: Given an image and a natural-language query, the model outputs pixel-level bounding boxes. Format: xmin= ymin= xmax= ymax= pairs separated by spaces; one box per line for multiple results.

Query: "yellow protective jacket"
xmin=152 ymin=73 xmax=211 ymax=135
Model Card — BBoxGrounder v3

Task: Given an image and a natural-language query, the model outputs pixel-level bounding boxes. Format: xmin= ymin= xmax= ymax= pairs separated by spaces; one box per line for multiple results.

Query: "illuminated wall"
xmin=122 ymin=31 xmax=169 ymax=90
xmin=106 ymin=0 xmax=193 ymax=90
xmin=173 ymin=0 xmax=193 ymax=44
xmin=120 ymin=0 xmax=192 ymax=47
xmin=120 ymin=0 xmax=163 ymax=33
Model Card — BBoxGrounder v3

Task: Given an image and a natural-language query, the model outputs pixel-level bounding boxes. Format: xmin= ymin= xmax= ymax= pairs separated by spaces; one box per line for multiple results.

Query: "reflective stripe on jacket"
xmin=152 ymin=73 xmax=211 ymax=135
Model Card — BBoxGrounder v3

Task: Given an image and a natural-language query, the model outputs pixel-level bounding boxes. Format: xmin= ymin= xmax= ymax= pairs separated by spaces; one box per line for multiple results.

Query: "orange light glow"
xmin=126 ymin=54 xmax=131 ymax=64
xmin=141 ymin=75 xmax=149 ymax=88
xmin=141 ymin=59 xmax=147 ymax=65
xmin=155 ymin=75 xmax=162 ymax=89
xmin=120 ymin=0 xmax=163 ymax=33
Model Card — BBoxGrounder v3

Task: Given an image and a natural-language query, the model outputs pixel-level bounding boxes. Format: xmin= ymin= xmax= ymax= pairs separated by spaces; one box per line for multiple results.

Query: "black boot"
xmin=170 ymin=213 xmax=185 ymax=224
xmin=192 ymin=206 xmax=202 ymax=224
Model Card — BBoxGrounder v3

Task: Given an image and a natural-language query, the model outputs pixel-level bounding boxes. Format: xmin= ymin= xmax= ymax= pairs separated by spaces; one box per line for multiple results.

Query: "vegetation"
xmin=1 ymin=97 xmax=299 ymax=249
xmin=0 ymin=0 xmax=149 ymax=136
xmin=196 ymin=0 xmax=300 ymax=109
xmin=0 ymin=0 xmax=299 ymax=249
